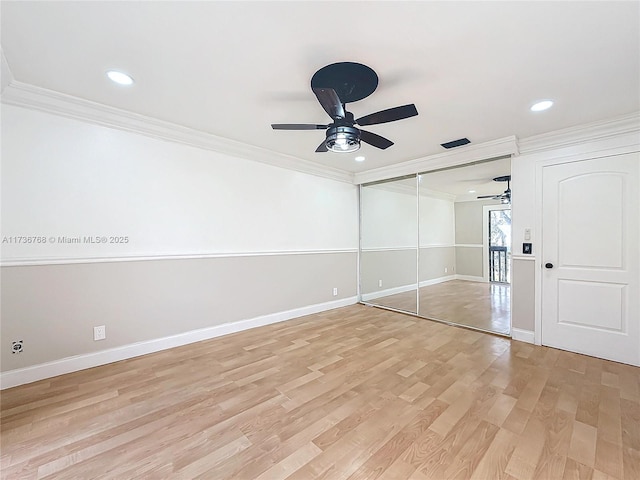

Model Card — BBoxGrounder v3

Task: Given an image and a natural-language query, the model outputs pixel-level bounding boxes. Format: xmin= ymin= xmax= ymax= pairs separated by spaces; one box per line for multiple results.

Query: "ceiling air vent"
xmin=440 ymin=138 xmax=470 ymax=149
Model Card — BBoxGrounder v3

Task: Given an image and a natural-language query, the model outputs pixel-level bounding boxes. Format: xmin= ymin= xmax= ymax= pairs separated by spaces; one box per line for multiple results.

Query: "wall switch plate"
xmin=94 ymin=325 xmax=106 ymax=341
xmin=524 ymin=228 xmax=531 ymax=241
xmin=523 ymin=243 xmax=532 ymax=254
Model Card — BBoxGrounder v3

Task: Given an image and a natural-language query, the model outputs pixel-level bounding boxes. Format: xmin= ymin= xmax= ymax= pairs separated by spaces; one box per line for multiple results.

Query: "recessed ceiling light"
xmin=530 ymin=100 xmax=553 ymax=112
xmin=468 ymin=190 xmax=476 ymax=193
xmin=106 ymin=70 xmax=134 ymax=86
xmin=355 ymin=156 xmax=365 ymax=162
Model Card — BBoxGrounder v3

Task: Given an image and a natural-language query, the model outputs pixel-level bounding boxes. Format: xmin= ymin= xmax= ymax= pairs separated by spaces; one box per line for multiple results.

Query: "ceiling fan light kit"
xmin=271 ymin=62 xmax=418 ymax=154
xmin=326 ymin=125 xmax=361 ymax=153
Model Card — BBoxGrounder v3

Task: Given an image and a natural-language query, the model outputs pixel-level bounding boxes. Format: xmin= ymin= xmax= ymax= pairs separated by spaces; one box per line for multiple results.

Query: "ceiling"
xmin=366 ymin=156 xmax=511 ymax=201
xmin=1 ymin=1 xmax=639 ymax=175
xmin=420 ymin=157 xmax=511 ymax=201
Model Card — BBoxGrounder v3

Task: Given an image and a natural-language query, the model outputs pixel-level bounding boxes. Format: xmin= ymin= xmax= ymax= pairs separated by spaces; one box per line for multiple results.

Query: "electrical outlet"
xmin=444 ymin=267 xmax=448 ymax=273
xmin=11 ymin=340 xmax=24 ymax=354
xmin=378 ymin=280 xmax=383 ymax=287
xmin=332 ymin=287 xmax=338 ymax=296
xmin=94 ymin=325 xmax=106 ymax=341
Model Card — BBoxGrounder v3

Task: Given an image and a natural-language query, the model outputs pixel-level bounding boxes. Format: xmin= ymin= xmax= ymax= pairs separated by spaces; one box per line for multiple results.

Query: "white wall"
xmin=1 ymin=105 xmax=357 ymax=262
xmin=360 ymin=184 xmax=455 ymax=250
xmin=360 ymin=183 xmax=417 ymax=250
xmin=419 ymin=194 xmax=455 ymax=246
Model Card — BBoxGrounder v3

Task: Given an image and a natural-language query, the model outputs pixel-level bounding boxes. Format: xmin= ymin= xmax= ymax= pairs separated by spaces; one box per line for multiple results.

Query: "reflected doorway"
xmin=488 ymin=208 xmax=511 ymax=283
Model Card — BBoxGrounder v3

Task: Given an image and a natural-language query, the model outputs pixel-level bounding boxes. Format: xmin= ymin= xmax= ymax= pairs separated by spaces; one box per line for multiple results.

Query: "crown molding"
xmin=353 ymin=136 xmax=517 ymax=185
xmin=1 ymin=81 xmax=354 ymax=184
xmin=0 ymin=49 xmax=13 ymax=94
xmin=517 ymin=111 xmax=640 ymax=155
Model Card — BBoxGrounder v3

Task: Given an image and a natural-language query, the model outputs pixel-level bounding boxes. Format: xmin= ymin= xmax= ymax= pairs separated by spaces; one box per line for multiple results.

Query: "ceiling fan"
xmin=477 ymin=175 xmax=511 ymax=204
xmin=271 ymin=62 xmax=418 ymax=153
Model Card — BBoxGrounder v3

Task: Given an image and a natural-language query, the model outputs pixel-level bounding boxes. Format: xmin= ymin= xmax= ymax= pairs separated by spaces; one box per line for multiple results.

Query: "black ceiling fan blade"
xmin=315 ymin=139 xmax=328 ymax=153
xmin=271 ymin=124 xmax=328 ymax=130
xmin=360 ymin=129 xmax=394 ymax=150
xmin=477 ymin=194 xmax=501 ymax=199
xmin=356 ymin=104 xmax=418 ymax=126
xmin=312 ymin=87 xmax=346 ymax=120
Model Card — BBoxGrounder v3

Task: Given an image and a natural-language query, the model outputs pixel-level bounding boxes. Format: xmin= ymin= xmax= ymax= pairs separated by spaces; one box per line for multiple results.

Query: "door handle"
xmin=545 ymin=263 xmax=554 ymax=269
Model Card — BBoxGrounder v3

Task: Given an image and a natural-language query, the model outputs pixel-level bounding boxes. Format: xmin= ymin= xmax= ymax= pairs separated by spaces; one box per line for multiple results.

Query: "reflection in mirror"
xmin=417 ymin=158 xmax=511 ymax=335
xmin=360 ymin=175 xmax=418 ymax=314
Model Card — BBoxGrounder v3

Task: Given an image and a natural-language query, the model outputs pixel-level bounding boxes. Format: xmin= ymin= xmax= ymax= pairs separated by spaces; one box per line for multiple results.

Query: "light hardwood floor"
xmin=1 ymin=304 xmax=638 ymax=479
xmin=367 ymin=280 xmax=511 ymax=335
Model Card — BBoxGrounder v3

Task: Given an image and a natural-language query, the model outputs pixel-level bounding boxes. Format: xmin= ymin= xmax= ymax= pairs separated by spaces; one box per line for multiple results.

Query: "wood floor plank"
xmin=505 ymin=417 xmax=547 ymax=480
xmin=443 ymin=420 xmax=500 ymax=479
xmin=397 ymin=360 xmax=427 ymax=378
xmin=533 ymin=408 xmax=574 ymax=479
xmin=594 ymin=436 xmax=623 ymax=479
xmin=622 ymin=446 xmax=640 ymax=480
xmin=563 ymin=457 xmax=594 ymax=480
xmin=620 ymin=398 xmax=640 ymax=451
xmin=428 ymin=393 xmax=473 ymax=437
xmin=252 ymin=441 xmax=322 ymax=480
xmin=176 ymin=433 xmax=252 ymax=479
xmin=568 ymin=420 xmax=598 ymax=468
xmin=346 ymin=401 xmax=448 ymax=480
xmin=502 ymin=406 xmax=532 ymax=435
xmin=469 ymin=427 xmax=517 ymax=480
xmin=1 ymin=304 xmax=638 ymax=480
xmin=484 ymin=393 xmax=518 ymax=427
xmin=291 ymin=398 xmax=424 ymax=480
xmin=576 ymin=383 xmax=601 ymax=428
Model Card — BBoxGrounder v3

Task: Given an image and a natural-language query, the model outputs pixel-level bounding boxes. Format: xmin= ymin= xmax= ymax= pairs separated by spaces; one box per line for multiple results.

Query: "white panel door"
xmin=541 ymin=153 xmax=639 ymax=365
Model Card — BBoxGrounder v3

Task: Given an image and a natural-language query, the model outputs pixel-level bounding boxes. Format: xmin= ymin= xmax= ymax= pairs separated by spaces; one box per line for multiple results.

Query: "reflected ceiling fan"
xmin=477 ymin=175 xmax=511 ymax=204
xmin=271 ymin=62 xmax=418 ymax=153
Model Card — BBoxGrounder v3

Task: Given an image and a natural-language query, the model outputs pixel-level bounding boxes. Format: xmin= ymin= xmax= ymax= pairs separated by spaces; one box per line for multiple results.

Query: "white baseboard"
xmin=455 ymin=274 xmax=486 ymax=283
xmin=361 ymin=275 xmax=456 ymax=302
xmin=361 ymin=284 xmax=416 ymax=302
xmin=511 ymin=328 xmax=535 ymax=344
xmin=0 ymin=296 xmax=358 ymax=390
xmin=419 ymin=275 xmax=455 ymax=288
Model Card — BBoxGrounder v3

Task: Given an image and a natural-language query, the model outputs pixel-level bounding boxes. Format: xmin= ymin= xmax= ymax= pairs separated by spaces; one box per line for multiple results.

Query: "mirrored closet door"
xmin=360 ymin=175 xmax=418 ymax=314
xmin=359 ymin=158 xmax=511 ymax=336
xmin=416 ymin=159 xmax=511 ymax=335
